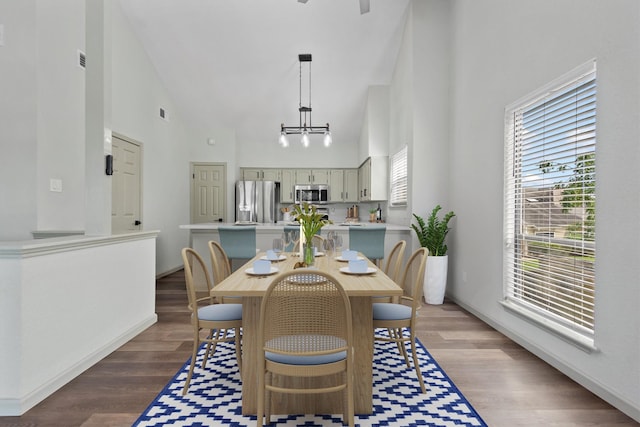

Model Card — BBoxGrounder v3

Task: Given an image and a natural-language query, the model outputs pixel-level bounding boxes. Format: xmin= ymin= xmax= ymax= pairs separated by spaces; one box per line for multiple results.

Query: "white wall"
xmin=111 ymin=2 xmax=192 ymax=273
xmin=447 ymin=0 xmax=640 ymax=420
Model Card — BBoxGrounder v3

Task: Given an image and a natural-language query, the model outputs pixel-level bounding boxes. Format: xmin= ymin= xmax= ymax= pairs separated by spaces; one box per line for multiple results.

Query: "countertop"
xmin=179 ymin=222 xmax=411 ymax=232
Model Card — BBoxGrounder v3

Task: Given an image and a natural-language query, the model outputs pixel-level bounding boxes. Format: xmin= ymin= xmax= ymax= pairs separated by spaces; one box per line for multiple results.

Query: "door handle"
xmin=134 ymin=220 xmax=141 ymax=226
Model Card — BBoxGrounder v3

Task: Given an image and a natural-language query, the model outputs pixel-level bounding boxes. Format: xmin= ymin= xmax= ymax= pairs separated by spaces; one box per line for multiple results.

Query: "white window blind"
xmin=504 ymin=61 xmax=597 ymax=340
xmin=389 ymin=145 xmax=407 ymax=206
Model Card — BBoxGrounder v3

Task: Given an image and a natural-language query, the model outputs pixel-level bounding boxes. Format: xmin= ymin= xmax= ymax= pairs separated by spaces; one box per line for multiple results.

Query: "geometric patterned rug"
xmin=133 ymin=332 xmax=487 ymax=426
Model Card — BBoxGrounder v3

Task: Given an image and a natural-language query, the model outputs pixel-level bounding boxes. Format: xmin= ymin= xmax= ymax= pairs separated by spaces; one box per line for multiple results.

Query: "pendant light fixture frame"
xmin=279 ymin=54 xmax=331 ymax=147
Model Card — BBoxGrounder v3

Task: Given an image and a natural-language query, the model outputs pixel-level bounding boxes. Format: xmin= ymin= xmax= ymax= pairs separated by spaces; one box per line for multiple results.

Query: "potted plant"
xmin=369 ymin=208 xmax=377 ymax=222
xmin=412 ymin=205 xmax=455 ymax=304
xmin=292 ymin=202 xmax=332 ymax=266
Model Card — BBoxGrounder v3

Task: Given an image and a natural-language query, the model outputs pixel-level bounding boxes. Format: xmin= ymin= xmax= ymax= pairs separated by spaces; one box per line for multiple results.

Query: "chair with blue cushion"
xmin=283 ymin=225 xmax=300 ymax=252
xmin=373 ymin=247 xmax=428 ymax=393
xmin=181 ymin=248 xmax=243 ymax=395
xmin=256 ymin=270 xmax=354 ymax=426
xmin=218 ymin=226 xmax=257 ymax=267
xmin=348 ymin=225 xmax=386 ymax=266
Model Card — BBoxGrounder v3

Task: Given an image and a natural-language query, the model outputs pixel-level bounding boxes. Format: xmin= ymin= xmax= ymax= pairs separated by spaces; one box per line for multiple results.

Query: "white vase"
xmin=423 ymin=255 xmax=448 ymax=305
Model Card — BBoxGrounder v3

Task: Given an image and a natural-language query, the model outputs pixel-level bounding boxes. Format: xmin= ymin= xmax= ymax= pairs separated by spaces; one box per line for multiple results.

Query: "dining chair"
xmin=208 ymin=240 xmax=231 ymax=285
xmin=283 ymin=225 xmax=300 ymax=252
xmin=372 ymin=247 xmax=428 ymax=393
xmin=181 ymin=248 xmax=243 ymax=395
xmin=383 ymin=240 xmax=406 ymax=284
xmin=218 ymin=226 xmax=257 ymax=265
xmin=348 ymin=225 xmax=386 ymax=266
xmin=256 ymin=270 xmax=354 ymax=427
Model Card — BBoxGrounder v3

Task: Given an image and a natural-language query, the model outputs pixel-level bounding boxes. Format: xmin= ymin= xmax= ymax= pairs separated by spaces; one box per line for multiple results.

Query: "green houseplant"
xmin=412 ymin=205 xmax=455 ymax=304
xmin=412 ymin=205 xmax=456 ymax=256
xmin=292 ymin=202 xmax=332 ymax=266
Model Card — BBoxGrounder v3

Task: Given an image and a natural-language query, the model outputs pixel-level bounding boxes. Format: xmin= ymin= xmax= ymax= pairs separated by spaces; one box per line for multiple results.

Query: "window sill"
xmin=500 ymin=300 xmax=599 ymax=353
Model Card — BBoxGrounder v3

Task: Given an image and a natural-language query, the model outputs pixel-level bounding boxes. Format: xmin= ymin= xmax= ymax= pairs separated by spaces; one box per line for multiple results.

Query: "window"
xmin=389 ymin=145 xmax=407 ymax=206
xmin=504 ymin=61 xmax=597 ymax=346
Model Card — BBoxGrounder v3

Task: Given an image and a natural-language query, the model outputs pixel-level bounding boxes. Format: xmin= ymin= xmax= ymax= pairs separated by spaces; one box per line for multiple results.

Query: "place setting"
xmin=337 ymin=250 xmax=377 ymax=275
xmin=244 ymin=259 xmax=279 ymax=276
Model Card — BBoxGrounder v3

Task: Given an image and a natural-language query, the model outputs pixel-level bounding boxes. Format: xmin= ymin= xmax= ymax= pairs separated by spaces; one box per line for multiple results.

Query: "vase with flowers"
xmin=292 ymin=202 xmax=332 ymax=267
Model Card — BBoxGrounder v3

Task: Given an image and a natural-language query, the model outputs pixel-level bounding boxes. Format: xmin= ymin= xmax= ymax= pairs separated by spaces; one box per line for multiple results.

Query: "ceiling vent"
xmin=77 ymin=50 xmax=86 ymax=69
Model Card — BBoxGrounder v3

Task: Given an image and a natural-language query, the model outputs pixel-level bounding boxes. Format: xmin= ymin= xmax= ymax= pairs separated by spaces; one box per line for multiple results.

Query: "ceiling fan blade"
xmin=359 ymin=0 xmax=370 ymax=14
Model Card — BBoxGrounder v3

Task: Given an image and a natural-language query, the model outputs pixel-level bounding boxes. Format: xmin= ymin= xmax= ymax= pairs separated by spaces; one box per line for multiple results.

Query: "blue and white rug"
xmin=134 ymin=333 xmax=487 ymax=426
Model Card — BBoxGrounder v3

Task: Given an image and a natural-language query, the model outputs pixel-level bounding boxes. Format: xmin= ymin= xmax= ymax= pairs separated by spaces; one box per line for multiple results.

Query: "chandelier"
xmin=279 ymin=54 xmax=332 ymax=148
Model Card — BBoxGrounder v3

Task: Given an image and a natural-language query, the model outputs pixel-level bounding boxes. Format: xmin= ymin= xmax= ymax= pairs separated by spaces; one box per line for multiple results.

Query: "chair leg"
xmin=265 ymin=372 xmax=273 ymax=424
xmin=182 ymin=337 xmax=200 ymax=395
xmin=202 ymin=329 xmax=221 ymax=369
xmin=234 ymin=328 xmax=242 ymax=374
xmin=409 ymin=333 xmax=426 ymax=394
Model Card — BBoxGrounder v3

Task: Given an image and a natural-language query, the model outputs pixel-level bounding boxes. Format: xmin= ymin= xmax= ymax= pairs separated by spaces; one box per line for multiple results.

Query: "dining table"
xmin=210 ymin=250 xmax=403 ymax=416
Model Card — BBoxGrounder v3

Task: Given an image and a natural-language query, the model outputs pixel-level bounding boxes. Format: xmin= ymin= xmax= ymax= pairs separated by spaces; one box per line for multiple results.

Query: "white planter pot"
xmin=423 ymin=255 xmax=448 ymax=305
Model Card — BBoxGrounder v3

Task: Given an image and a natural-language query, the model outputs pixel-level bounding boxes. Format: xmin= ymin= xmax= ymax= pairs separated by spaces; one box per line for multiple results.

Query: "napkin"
xmin=342 ymin=250 xmax=358 ymax=260
xmin=348 ymin=259 xmax=368 ymax=273
xmin=266 ymin=250 xmax=279 ymax=260
xmin=253 ymin=259 xmax=271 ymax=274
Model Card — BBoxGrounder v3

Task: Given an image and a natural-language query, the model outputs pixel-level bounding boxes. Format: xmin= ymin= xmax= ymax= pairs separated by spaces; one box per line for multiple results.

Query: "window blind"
xmin=389 ymin=145 xmax=407 ymax=206
xmin=504 ymin=61 xmax=597 ymax=338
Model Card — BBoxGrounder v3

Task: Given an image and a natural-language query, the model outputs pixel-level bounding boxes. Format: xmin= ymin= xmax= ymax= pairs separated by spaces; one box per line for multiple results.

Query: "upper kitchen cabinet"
xmin=358 ymin=157 xmax=388 ymax=201
xmin=329 ymin=169 xmax=359 ymax=203
xmin=280 ymin=169 xmax=295 ymax=203
xmin=241 ymin=168 xmax=281 ymax=181
xmin=294 ymin=169 xmax=329 ymax=185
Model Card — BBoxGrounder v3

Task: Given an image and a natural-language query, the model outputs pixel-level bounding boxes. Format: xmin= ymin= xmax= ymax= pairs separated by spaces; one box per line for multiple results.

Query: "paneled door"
xmin=112 ymin=135 xmax=141 ymax=233
xmin=191 ymin=163 xmax=226 ymax=223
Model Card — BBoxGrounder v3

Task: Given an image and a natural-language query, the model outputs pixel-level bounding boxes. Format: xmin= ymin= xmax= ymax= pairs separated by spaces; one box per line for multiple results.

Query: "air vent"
xmin=77 ymin=50 xmax=86 ymax=69
xmin=159 ymin=107 xmax=167 ymax=120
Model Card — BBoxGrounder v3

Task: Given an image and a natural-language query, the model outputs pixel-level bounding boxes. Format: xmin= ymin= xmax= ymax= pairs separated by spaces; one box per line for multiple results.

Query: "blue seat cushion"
xmin=265 ymin=335 xmax=347 ymax=365
xmin=198 ymin=303 xmax=242 ymax=321
xmin=372 ymin=302 xmax=411 ymax=320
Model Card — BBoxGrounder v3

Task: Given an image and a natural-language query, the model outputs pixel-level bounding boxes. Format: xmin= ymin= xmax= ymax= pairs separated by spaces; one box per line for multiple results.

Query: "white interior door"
xmin=112 ymin=135 xmax=142 ymax=233
xmin=191 ymin=163 xmax=226 ymax=223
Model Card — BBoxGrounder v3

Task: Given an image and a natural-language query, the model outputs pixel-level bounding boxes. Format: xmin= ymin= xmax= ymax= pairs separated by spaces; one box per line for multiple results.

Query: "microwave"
xmin=294 ymin=184 xmax=329 ymax=205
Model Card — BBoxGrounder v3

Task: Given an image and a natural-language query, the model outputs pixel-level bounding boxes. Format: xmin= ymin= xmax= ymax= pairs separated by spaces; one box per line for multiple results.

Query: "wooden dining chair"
xmin=372 ymin=247 xmax=428 ymax=393
xmin=256 ymin=270 xmax=354 ymax=427
xmin=208 ymin=240 xmax=231 ymax=285
xmin=181 ymin=248 xmax=243 ymax=395
xmin=383 ymin=240 xmax=406 ymax=284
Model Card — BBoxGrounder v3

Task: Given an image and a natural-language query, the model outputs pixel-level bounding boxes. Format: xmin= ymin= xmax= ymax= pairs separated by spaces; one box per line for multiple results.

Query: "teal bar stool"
xmin=218 ymin=226 xmax=257 ymax=269
xmin=348 ymin=225 xmax=386 ymax=266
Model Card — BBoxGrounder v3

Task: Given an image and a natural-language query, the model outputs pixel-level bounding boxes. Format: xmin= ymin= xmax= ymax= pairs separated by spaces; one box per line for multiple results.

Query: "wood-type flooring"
xmin=0 ymin=270 xmax=636 ymax=427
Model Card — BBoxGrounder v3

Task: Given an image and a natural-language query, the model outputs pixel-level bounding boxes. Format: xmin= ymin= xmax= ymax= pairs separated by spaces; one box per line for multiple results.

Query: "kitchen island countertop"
xmin=179 ymin=222 xmax=410 ymax=232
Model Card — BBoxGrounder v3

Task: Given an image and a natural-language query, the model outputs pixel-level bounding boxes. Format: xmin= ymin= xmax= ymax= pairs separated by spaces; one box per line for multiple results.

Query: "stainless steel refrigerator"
xmin=235 ymin=180 xmax=278 ymax=223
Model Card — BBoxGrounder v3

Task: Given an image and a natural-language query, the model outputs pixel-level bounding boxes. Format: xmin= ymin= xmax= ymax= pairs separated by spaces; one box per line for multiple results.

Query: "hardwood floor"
xmin=1 ymin=270 xmax=636 ymax=427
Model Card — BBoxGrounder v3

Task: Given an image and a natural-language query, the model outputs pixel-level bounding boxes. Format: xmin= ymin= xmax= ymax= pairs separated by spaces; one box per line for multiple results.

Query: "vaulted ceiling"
xmin=118 ymin=0 xmax=410 ymax=147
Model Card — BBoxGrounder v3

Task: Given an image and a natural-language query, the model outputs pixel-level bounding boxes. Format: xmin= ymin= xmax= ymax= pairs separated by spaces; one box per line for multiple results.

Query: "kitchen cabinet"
xmin=240 ymin=168 xmax=281 ymax=181
xmin=329 ymin=169 xmax=359 ymax=202
xmin=358 ymin=156 xmax=388 ymax=201
xmin=280 ymin=169 xmax=295 ymax=203
xmin=294 ymin=169 xmax=329 ymax=185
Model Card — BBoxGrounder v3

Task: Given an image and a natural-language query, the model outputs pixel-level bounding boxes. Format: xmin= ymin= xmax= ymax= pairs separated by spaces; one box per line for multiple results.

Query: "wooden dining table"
xmin=210 ymin=250 xmax=403 ymax=416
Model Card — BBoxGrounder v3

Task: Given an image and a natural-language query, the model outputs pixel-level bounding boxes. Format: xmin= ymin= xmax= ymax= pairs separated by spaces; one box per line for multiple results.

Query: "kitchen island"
xmin=180 ymin=222 xmax=412 ymax=288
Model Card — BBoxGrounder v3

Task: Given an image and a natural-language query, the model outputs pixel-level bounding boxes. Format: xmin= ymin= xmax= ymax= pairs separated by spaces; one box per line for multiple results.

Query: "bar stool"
xmin=218 ymin=226 xmax=257 ymax=270
xmin=348 ymin=225 xmax=386 ymax=266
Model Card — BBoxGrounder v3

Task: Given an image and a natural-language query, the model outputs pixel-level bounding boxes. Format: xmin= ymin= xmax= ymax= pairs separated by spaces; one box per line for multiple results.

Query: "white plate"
xmin=315 ymin=252 xmax=325 ymax=257
xmin=245 ymin=266 xmax=279 ymax=276
xmin=335 ymin=255 xmax=365 ymax=262
xmin=339 ymin=266 xmax=377 ymax=275
xmin=234 ymin=221 xmax=258 ymax=226
xmin=260 ymin=254 xmax=286 ymax=262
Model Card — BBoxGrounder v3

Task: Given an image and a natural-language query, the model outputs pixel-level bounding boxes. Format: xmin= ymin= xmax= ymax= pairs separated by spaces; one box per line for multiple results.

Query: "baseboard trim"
xmin=449 ymin=296 xmax=640 ymax=423
xmin=0 ymin=314 xmax=157 ymax=416
xmin=156 ymin=265 xmax=183 ymax=279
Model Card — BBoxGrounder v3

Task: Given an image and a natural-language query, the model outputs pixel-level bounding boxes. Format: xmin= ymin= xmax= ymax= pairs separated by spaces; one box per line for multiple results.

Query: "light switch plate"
xmin=50 ymin=178 xmax=62 ymax=192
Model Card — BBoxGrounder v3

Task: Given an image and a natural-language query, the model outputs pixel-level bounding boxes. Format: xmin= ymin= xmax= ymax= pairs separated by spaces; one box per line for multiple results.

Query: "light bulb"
xmin=279 ymin=132 xmax=289 ymax=147
xmin=323 ymin=130 xmax=332 ymax=147
xmin=301 ymin=130 xmax=310 ymax=147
